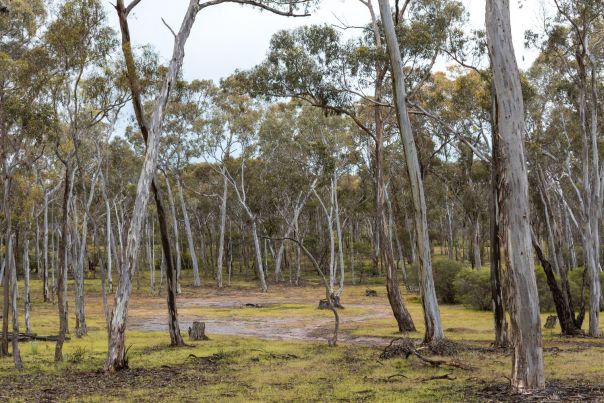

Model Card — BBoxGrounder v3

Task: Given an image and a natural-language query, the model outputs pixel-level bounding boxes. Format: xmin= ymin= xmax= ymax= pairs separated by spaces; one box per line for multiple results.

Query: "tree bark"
xmin=9 ymin=234 xmax=22 ymax=369
xmin=489 ymin=91 xmax=508 ymax=348
xmin=176 ymin=175 xmax=200 ymax=287
xmin=378 ymin=0 xmax=443 ymax=343
xmin=55 ymin=164 xmax=72 ymax=362
xmin=216 ymin=173 xmax=228 ymax=288
xmin=486 ymin=0 xmax=545 ymax=391
xmin=106 ymin=0 xmax=197 ymax=371
xmin=23 ymin=237 xmax=31 ymax=335
xmin=164 ymin=175 xmax=182 ymax=294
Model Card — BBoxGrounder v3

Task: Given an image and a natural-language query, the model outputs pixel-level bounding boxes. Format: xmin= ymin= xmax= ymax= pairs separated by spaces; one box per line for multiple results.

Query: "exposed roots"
xmin=380 ymin=338 xmax=473 ymax=371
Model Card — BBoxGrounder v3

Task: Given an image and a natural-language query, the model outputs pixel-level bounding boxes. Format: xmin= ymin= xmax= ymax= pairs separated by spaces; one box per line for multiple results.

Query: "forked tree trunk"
xmin=106 ymin=0 xmax=197 ymax=371
xmin=378 ymin=0 xmax=443 ymax=343
xmin=486 ymin=0 xmax=545 ymax=391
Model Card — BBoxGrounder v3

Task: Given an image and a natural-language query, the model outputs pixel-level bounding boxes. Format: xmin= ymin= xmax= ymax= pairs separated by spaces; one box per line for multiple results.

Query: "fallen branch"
xmin=380 ymin=337 xmax=473 ymax=371
xmin=419 ymin=373 xmax=456 ymax=382
xmin=0 ymin=332 xmax=70 ymax=342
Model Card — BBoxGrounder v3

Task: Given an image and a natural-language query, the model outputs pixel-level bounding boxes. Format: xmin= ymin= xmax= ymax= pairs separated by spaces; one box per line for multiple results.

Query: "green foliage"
xmin=406 ymin=259 xmax=462 ymax=304
xmin=534 ymin=268 xmax=556 ymax=313
xmin=433 ymin=259 xmax=464 ymax=304
xmin=453 ymin=268 xmax=491 ymax=311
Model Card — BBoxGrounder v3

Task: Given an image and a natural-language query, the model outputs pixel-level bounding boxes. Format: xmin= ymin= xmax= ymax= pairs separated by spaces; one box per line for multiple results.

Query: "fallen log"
xmin=0 ymin=332 xmax=70 ymax=342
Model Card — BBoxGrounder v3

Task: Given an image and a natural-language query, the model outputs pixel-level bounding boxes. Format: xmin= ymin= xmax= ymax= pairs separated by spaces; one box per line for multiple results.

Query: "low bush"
xmin=454 ymin=268 xmax=491 ymax=311
xmin=405 ymin=259 xmax=463 ymax=303
xmin=433 ymin=259 xmax=464 ymax=304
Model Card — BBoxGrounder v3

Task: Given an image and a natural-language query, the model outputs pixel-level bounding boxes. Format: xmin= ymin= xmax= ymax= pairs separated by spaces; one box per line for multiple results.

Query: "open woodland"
xmin=2 ymin=0 xmax=604 ymax=401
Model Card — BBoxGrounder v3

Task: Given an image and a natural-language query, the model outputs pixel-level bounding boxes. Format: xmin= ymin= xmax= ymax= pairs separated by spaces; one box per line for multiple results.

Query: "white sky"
xmin=103 ymin=0 xmax=551 ymax=83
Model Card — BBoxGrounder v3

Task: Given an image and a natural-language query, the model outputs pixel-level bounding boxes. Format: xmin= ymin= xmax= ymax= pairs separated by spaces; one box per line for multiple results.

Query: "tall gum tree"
xmin=377 ymin=0 xmax=444 ymax=343
xmin=486 ymin=0 xmax=545 ymax=391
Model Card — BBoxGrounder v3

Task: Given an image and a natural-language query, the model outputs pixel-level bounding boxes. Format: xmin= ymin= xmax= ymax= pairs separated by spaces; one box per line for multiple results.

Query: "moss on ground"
xmin=0 ymin=273 xmax=603 ymax=402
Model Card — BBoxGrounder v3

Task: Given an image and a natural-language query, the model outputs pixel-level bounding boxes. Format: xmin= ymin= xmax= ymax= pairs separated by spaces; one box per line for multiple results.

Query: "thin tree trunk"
xmin=23 ymin=237 xmax=31 ymax=335
xmin=251 ymin=221 xmax=268 ymax=292
xmin=106 ymin=0 xmax=196 ymax=371
xmin=176 ymin=175 xmax=200 ymax=287
xmin=378 ymin=0 xmax=443 ymax=343
xmin=164 ymin=175 xmax=182 ymax=294
xmin=216 ymin=174 xmax=228 ymax=288
xmin=9 ymin=234 xmax=22 ymax=369
xmin=55 ymin=164 xmax=72 ymax=362
xmin=473 ymin=218 xmax=482 ymax=269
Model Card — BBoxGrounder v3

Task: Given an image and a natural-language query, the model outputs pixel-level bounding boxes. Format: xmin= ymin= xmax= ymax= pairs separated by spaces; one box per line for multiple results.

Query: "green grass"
xmin=1 ymin=267 xmax=604 ymax=402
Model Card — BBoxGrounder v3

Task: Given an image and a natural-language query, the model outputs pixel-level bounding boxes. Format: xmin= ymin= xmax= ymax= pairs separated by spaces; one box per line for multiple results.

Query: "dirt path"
xmin=128 ymin=287 xmax=394 ymax=346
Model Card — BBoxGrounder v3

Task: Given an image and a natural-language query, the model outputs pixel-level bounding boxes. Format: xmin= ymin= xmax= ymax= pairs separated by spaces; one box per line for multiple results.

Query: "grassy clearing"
xmin=1 ymin=273 xmax=604 ymax=401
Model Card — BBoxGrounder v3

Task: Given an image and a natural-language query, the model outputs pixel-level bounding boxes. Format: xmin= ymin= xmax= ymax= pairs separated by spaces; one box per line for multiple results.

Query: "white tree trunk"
xmin=486 ymin=0 xmax=545 ymax=391
xmin=378 ymin=0 xmax=443 ymax=342
xmin=332 ymin=175 xmax=345 ymax=296
xmin=106 ymin=0 xmax=199 ymax=371
xmin=176 ymin=176 xmax=200 ymax=287
xmin=23 ymin=237 xmax=31 ymax=335
xmin=9 ymin=235 xmax=22 ymax=369
xmin=251 ymin=221 xmax=268 ymax=292
xmin=216 ymin=174 xmax=228 ymax=288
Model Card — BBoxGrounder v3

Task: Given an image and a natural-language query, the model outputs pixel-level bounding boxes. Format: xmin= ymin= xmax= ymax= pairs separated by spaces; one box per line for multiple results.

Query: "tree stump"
xmin=366 ymin=289 xmax=378 ymax=297
xmin=318 ymin=296 xmax=344 ymax=309
xmin=544 ymin=315 xmax=557 ymax=329
xmin=188 ymin=322 xmax=208 ymax=340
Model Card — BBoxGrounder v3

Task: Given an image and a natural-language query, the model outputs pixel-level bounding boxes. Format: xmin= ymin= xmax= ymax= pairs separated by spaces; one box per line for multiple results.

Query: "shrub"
xmin=433 ymin=259 xmax=463 ymax=304
xmin=404 ymin=259 xmax=463 ymax=303
xmin=454 ymin=268 xmax=491 ymax=310
xmin=534 ymin=268 xmax=556 ymax=313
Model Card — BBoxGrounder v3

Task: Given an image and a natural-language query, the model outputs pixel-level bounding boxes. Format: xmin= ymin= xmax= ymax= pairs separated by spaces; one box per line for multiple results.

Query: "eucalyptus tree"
xmin=256 ymin=103 xmax=321 ymax=283
xmin=211 ymin=92 xmax=269 ymax=291
xmin=107 ymin=0 xmax=315 ymax=371
xmin=0 ymin=0 xmax=50 ymax=362
xmin=43 ymin=0 xmax=125 ymax=358
xmin=526 ymin=0 xmax=604 ymax=337
xmin=377 ymin=0 xmax=445 ymax=343
xmin=237 ymin=24 xmax=416 ymax=331
xmin=486 ymin=0 xmax=545 ymax=391
xmin=523 ymin=58 xmax=586 ymax=336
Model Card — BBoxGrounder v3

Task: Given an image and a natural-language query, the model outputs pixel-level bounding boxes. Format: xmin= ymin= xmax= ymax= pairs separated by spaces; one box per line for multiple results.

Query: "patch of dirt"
xmin=0 ymin=364 xmax=209 ymax=402
xmin=128 ymin=292 xmax=393 ymax=346
xmin=466 ymin=380 xmax=604 ymax=402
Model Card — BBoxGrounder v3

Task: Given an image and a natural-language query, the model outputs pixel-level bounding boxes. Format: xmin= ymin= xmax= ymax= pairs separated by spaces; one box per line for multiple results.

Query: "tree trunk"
xmin=165 ymin=175 xmax=182 ymax=294
xmin=176 ymin=175 xmax=200 ymax=287
xmin=106 ymin=0 xmax=197 ymax=371
xmin=532 ymin=237 xmax=581 ymax=335
xmin=9 ymin=235 xmax=22 ymax=369
xmin=486 ymin=0 xmax=545 ymax=391
xmin=473 ymin=218 xmax=482 ymax=269
xmin=489 ymin=93 xmax=508 ymax=348
xmin=55 ymin=164 xmax=72 ymax=362
xmin=216 ymin=173 xmax=227 ymax=288
xmin=251 ymin=221 xmax=268 ymax=292
xmin=378 ymin=0 xmax=443 ymax=343
xmin=23 ymin=237 xmax=31 ymax=335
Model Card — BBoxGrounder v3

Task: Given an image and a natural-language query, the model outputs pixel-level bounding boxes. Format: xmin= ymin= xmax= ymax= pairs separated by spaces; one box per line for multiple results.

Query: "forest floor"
xmin=1 ymin=275 xmax=604 ymax=402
